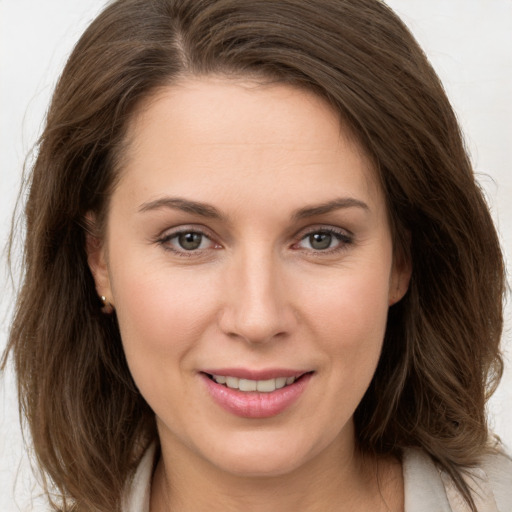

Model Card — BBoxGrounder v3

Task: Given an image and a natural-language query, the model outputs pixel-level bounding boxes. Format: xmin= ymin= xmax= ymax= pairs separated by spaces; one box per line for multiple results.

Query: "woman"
xmin=2 ymin=0 xmax=510 ymax=511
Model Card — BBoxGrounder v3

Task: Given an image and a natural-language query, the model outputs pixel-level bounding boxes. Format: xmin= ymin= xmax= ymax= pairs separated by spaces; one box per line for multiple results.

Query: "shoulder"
xmin=403 ymin=445 xmax=512 ymax=512
xmin=403 ymin=448 xmax=452 ymax=511
xmin=476 ymin=447 xmax=512 ymax=511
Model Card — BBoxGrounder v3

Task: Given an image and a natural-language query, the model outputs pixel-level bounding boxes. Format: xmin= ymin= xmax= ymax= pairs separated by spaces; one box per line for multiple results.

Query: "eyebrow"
xmin=138 ymin=197 xmax=223 ymax=219
xmin=292 ymin=197 xmax=369 ymax=220
xmin=138 ymin=196 xmax=369 ymax=220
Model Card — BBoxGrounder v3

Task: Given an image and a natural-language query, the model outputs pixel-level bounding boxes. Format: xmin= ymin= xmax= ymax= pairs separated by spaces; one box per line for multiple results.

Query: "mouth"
xmin=203 ymin=372 xmax=310 ymax=393
xmin=200 ymin=370 xmax=313 ymax=418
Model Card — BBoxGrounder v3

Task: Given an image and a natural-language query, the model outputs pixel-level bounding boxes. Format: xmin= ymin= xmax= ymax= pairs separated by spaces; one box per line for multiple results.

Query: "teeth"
xmin=276 ymin=377 xmax=287 ymax=389
xmin=257 ymin=378 xmax=277 ymax=392
xmin=212 ymin=374 xmax=297 ymax=392
xmin=239 ymin=378 xmax=257 ymax=392
xmin=225 ymin=376 xmax=239 ymax=389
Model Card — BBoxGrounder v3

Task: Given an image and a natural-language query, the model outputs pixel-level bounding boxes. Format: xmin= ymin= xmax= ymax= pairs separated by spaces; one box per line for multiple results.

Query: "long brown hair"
xmin=3 ymin=1 xmax=505 ymax=510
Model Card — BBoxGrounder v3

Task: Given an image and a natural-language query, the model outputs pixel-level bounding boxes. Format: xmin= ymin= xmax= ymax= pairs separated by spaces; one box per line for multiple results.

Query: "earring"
xmin=100 ymin=295 xmax=114 ymax=314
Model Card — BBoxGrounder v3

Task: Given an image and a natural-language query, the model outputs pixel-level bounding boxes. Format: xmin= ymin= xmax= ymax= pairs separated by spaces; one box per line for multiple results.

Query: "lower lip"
xmin=201 ymin=373 xmax=312 ymax=419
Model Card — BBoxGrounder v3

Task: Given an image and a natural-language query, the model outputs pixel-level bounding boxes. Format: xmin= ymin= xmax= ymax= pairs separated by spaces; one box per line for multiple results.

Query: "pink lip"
xmin=202 ymin=367 xmax=305 ymax=380
xmin=200 ymin=371 xmax=313 ymax=419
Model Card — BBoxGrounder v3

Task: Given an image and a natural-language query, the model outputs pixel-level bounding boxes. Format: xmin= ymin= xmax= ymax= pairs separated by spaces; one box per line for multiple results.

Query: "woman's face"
xmin=88 ymin=77 xmax=409 ymax=477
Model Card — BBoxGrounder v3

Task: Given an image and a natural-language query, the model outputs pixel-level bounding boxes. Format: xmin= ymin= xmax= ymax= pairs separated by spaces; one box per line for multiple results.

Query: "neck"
xmin=150 ymin=430 xmax=403 ymax=512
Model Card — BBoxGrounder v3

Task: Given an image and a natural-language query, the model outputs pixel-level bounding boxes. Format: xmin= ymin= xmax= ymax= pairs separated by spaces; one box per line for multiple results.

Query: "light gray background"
xmin=1 ymin=1 xmax=511 ymax=510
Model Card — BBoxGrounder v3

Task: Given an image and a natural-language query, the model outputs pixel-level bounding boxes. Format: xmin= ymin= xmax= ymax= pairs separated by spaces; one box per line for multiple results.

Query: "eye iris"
xmin=178 ymin=232 xmax=203 ymax=250
xmin=309 ymin=232 xmax=332 ymax=250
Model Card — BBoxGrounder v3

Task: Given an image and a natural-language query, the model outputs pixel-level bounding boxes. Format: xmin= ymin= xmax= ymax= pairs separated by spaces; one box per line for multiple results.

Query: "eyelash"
xmin=155 ymin=226 xmax=353 ymax=257
xmin=156 ymin=227 xmax=220 ymax=258
xmin=292 ymin=227 xmax=353 ymax=255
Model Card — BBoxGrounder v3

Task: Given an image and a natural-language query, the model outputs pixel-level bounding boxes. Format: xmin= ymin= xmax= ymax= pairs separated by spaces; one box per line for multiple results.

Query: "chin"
xmin=215 ymin=451 xmax=307 ymax=478
xmin=200 ymin=429 xmax=328 ymax=478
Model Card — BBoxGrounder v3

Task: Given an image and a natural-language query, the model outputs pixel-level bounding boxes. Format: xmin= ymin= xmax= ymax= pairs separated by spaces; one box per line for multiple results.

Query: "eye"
xmin=158 ymin=229 xmax=220 ymax=254
xmin=294 ymin=228 xmax=352 ymax=252
xmin=176 ymin=232 xmax=207 ymax=251
xmin=305 ymin=232 xmax=335 ymax=250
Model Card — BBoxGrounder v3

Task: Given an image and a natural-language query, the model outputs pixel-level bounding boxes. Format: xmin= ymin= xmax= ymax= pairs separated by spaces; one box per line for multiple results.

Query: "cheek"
xmin=295 ymin=260 xmax=392 ymax=390
xmin=110 ymin=257 xmax=220 ymax=374
xmin=109 ymin=261 xmax=224 ymax=422
xmin=304 ymin=267 xmax=390 ymax=342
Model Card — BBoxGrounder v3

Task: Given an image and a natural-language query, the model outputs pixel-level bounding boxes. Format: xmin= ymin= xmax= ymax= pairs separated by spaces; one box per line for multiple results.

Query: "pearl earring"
xmin=100 ymin=295 xmax=114 ymax=314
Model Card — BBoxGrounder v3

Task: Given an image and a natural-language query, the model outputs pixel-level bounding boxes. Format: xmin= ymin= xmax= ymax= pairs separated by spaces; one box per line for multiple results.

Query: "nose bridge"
xmin=220 ymin=242 xmax=294 ymax=343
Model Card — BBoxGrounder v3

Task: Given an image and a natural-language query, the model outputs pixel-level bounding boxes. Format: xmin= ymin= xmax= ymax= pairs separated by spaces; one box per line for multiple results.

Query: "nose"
xmin=218 ymin=248 xmax=297 ymax=345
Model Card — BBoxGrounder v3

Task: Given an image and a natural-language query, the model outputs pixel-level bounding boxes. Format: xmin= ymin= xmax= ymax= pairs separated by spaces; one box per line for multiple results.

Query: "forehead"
xmin=116 ymin=76 xmax=382 ymax=209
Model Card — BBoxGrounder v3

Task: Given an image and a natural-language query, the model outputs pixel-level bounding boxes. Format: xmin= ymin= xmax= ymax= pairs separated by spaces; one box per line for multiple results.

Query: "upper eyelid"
xmin=157 ymin=225 xmax=351 ymax=237
xmin=157 ymin=224 xmax=216 ymax=240
xmin=294 ymin=224 xmax=353 ymax=239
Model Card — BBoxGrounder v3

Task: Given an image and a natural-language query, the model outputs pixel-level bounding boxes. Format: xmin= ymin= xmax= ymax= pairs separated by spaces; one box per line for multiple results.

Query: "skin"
xmin=88 ymin=77 xmax=410 ymax=512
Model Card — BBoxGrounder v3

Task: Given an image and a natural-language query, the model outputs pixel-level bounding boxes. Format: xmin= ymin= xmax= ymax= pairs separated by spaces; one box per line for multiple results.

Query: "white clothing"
xmin=122 ymin=444 xmax=512 ymax=512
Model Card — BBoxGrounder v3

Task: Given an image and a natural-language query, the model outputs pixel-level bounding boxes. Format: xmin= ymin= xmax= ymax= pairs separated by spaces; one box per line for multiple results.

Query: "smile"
xmin=201 ymin=371 xmax=313 ymax=418
xmin=210 ymin=374 xmax=297 ymax=392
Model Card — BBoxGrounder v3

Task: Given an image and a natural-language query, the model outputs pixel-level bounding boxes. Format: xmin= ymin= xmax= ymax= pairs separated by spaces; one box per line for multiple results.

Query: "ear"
xmin=388 ymin=250 xmax=412 ymax=306
xmin=84 ymin=213 xmax=114 ymax=312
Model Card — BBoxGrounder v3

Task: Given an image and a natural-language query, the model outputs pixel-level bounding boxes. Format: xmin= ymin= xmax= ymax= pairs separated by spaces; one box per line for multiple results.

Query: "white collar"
xmin=122 ymin=443 xmax=157 ymax=512
xmin=121 ymin=445 xmax=489 ymax=512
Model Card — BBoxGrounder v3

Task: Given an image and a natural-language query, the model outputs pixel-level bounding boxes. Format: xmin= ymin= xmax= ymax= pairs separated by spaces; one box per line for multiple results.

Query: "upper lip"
xmin=201 ymin=368 xmax=310 ymax=380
